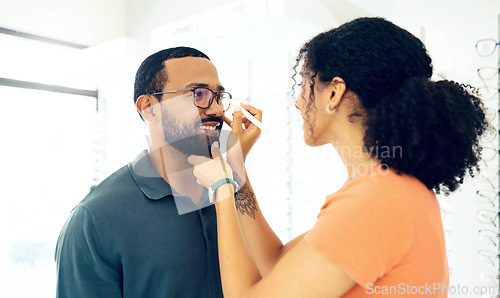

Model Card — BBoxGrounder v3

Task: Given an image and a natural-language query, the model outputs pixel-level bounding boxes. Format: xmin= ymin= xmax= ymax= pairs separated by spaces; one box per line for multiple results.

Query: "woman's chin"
xmin=304 ymin=133 xmax=330 ymax=147
xmin=303 ymin=134 xmax=319 ymax=147
xmin=302 ymin=122 xmax=324 ymax=147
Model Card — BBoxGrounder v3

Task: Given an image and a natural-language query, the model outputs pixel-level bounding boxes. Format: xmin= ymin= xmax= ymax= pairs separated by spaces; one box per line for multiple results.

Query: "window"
xmin=0 ymin=31 xmax=98 ymax=298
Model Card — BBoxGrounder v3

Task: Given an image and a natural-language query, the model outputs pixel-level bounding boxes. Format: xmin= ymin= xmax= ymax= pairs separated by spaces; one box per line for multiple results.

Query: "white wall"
xmin=0 ymin=0 xmax=126 ymax=46
xmin=126 ymin=0 xmax=235 ymax=44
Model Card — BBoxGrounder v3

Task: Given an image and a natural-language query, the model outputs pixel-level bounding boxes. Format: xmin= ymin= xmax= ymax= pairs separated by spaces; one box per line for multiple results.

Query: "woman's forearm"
xmin=215 ymin=185 xmax=261 ymax=297
xmin=233 ymin=173 xmax=285 ymax=276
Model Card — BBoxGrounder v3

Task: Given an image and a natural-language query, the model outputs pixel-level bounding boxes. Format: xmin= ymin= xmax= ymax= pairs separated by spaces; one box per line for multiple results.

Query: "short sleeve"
xmin=55 ymin=206 xmax=122 ymax=298
xmin=304 ymin=175 xmax=413 ymax=287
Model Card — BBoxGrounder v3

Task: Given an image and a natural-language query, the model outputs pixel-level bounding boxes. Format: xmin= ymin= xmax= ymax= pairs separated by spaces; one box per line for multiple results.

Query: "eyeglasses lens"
xmin=193 ymin=88 xmax=212 ymax=107
xmin=192 ymin=88 xmax=231 ymax=111
xmin=218 ymin=94 xmax=231 ymax=111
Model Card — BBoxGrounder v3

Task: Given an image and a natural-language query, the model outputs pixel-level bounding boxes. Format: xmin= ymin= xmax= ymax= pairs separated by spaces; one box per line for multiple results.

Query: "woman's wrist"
xmin=209 ymin=178 xmax=237 ymax=203
xmin=214 ymin=183 xmax=235 ymax=204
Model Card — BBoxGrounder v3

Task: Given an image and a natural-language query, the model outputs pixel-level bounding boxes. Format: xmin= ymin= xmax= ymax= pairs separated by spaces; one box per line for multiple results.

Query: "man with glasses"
xmin=55 ymin=47 xmax=250 ymax=297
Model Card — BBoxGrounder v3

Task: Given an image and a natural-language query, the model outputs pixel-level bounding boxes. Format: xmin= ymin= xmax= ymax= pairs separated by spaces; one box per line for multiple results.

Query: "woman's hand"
xmin=187 ymin=142 xmax=233 ymax=189
xmin=224 ymin=103 xmax=263 ymax=162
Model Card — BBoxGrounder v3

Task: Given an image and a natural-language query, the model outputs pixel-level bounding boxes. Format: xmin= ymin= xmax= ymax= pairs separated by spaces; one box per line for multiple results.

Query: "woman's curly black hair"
xmin=294 ymin=17 xmax=489 ymax=195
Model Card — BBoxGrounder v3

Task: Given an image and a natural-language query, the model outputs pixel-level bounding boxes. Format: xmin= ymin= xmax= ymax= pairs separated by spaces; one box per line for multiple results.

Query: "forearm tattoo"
xmin=235 ymin=183 xmax=258 ymax=219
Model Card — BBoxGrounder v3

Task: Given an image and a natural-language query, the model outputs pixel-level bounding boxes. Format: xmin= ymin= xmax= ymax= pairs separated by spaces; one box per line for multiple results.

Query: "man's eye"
xmin=193 ymin=89 xmax=207 ymax=98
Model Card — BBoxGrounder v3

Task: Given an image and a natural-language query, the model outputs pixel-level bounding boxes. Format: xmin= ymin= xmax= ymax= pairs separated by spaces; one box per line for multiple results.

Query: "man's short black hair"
xmin=133 ymin=47 xmax=210 ymax=111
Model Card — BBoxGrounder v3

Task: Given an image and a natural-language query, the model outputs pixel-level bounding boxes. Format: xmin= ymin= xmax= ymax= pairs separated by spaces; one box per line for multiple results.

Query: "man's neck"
xmin=147 ymin=145 xmax=206 ymax=205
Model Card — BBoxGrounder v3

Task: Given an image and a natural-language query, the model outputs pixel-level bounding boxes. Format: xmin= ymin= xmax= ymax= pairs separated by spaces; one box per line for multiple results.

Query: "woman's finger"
xmin=223 ymin=115 xmax=233 ymax=128
xmin=232 ymin=107 xmax=243 ymax=133
xmin=240 ymin=103 xmax=263 ymax=122
xmin=242 ymin=117 xmax=252 ymax=129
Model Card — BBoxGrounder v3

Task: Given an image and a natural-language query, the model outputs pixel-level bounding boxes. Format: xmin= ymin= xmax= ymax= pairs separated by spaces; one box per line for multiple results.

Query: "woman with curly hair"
xmin=188 ymin=17 xmax=489 ymax=297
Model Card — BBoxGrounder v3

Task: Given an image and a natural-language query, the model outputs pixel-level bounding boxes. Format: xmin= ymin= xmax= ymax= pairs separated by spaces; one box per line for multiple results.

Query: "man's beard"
xmin=160 ymin=109 xmax=222 ymax=157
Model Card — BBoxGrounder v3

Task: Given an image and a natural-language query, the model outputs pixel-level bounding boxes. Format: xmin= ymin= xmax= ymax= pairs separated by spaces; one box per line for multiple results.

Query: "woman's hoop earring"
xmin=325 ymin=103 xmax=336 ymax=114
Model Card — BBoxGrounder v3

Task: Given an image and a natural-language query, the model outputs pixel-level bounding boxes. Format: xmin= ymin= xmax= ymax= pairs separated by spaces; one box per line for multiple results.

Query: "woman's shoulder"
xmin=324 ymin=164 xmax=433 ymax=210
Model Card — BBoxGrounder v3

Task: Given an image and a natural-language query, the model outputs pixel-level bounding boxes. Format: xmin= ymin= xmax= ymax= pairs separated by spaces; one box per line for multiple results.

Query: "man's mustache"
xmin=200 ymin=116 xmax=223 ymax=127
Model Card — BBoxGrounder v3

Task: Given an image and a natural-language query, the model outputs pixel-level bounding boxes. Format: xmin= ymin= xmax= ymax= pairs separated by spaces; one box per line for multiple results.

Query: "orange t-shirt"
xmin=304 ymin=165 xmax=449 ymax=297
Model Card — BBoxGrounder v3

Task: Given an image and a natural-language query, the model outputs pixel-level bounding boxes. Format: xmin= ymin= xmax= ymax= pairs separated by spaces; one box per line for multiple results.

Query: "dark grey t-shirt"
xmin=55 ymin=151 xmax=223 ymax=298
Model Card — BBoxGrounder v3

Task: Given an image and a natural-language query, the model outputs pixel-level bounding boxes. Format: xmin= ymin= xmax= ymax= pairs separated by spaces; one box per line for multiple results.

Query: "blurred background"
xmin=0 ymin=0 xmax=498 ymax=297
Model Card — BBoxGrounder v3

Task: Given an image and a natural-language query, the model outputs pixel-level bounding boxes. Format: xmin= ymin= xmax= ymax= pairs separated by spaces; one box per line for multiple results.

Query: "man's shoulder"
xmin=80 ymin=164 xmax=142 ymax=211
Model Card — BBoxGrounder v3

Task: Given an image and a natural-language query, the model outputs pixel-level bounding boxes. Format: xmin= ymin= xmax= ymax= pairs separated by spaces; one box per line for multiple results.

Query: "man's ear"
xmin=136 ymin=95 xmax=158 ymax=123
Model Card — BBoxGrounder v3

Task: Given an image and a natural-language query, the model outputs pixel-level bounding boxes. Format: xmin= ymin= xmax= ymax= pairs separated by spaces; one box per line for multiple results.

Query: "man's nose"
xmin=204 ymin=98 xmax=224 ymax=117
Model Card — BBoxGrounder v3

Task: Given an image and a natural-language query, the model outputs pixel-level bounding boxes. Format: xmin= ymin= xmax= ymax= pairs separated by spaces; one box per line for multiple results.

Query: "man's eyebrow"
xmin=185 ymin=82 xmax=225 ymax=91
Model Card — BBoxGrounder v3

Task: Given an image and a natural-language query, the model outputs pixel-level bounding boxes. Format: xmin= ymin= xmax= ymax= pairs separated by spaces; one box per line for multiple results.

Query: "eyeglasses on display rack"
xmin=478 ymin=209 xmax=500 ymax=227
xmin=440 ymin=207 xmax=452 ymax=220
xmin=479 ymin=229 xmax=500 ymax=247
xmin=479 ymin=132 xmax=497 ymax=149
xmin=474 ymin=37 xmax=499 ymax=293
xmin=477 ymin=86 xmax=500 ymax=101
xmin=443 ymin=229 xmax=452 ymax=239
xmin=476 ymin=189 xmax=499 ymax=208
xmin=474 ymin=168 xmax=500 ymax=191
xmin=484 ymin=107 xmax=498 ymax=124
xmin=476 ymin=39 xmax=500 ymax=57
xmin=479 ymin=270 xmax=500 ymax=286
xmin=478 ymin=168 xmax=500 ymax=182
xmin=478 ymin=250 xmax=500 ymax=267
xmin=481 ymin=147 xmax=500 ymax=163
xmin=478 ymin=67 xmax=500 ymax=81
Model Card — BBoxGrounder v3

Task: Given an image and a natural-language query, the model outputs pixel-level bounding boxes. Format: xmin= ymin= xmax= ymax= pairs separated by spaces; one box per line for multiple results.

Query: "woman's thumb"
xmin=211 ymin=141 xmax=222 ymax=158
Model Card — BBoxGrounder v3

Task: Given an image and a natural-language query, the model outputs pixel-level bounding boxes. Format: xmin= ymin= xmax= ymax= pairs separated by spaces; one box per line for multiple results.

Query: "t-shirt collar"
xmin=128 ymin=150 xmax=173 ymax=200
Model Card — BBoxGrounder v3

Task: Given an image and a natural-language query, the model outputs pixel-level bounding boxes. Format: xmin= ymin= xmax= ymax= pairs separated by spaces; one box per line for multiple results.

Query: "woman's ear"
xmin=136 ymin=95 xmax=158 ymax=123
xmin=325 ymin=77 xmax=347 ymax=112
xmin=329 ymin=77 xmax=346 ymax=103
